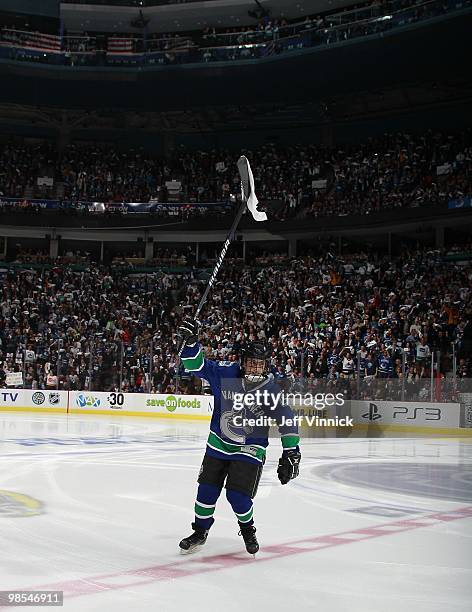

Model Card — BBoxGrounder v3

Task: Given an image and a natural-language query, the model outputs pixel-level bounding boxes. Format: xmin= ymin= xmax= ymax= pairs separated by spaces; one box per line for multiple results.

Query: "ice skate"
xmin=239 ymin=524 xmax=259 ymax=557
xmin=179 ymin=523 xmax=209 ymax=554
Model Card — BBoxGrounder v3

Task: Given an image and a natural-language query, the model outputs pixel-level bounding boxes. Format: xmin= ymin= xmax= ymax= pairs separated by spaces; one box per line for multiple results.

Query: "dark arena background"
xmin=0 ymin=1 xmax=471 ymax=610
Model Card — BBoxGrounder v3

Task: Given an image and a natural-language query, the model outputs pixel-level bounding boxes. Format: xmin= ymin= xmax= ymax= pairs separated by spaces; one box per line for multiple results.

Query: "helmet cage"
xmin=241 ymin=343 xmax=270 ymax=383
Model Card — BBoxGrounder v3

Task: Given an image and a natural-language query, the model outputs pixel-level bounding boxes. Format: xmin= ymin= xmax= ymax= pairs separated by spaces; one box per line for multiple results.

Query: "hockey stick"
xmin=176 ymin=155 xmax=265 ymax=356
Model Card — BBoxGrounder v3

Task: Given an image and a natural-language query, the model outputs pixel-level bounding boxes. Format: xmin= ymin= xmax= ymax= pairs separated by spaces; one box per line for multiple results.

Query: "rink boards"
xmin=0 ymin=389 xmax=213 ymax=420
xmin=0 ymin=388 xmax=471 ymax=434
xmin=294 ymin=400 xmax=467 ymax=435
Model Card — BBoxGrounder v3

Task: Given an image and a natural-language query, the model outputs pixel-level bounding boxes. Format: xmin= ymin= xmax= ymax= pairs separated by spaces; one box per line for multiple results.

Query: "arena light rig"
xmin=177 ymin=155 xmax=267 ymax=356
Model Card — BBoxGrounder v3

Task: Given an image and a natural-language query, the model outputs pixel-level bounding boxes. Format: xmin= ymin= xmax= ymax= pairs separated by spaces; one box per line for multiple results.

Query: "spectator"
xmin=1 ymin=129 xmax=470 ymax=219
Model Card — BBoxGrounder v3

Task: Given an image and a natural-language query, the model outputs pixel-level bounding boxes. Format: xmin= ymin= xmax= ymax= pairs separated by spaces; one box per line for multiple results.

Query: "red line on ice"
xmin=6 ymin=505 xmax=472 ymax=603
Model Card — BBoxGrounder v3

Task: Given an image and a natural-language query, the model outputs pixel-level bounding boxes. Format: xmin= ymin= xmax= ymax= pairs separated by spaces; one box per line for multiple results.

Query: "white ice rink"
xmin=1 ymin=413 xmax=471 ymax=612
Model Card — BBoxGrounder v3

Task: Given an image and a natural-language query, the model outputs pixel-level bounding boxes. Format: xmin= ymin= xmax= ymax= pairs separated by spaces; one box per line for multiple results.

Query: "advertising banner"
xmin=458 ymin=393 xmax=472 ymax=428
xmin=68 ymin=391 xmax=213 ymax=419
xmin=350 ymin=400 xmax=461 ymax=428
xmin=0 ymin=389 xmax=68 ymax=412
xmin=0 ymin=196 xmax=232 ymax=214
xmin=0 ymin=390 xmax=466 ymax=430
xmin=0 ymin=197 xmax=61 ymax=209
xmin=448 ymin=196 xmax=472 ymax=209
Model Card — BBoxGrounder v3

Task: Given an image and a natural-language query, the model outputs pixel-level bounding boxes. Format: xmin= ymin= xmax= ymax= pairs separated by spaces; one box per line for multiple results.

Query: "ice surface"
xmin=0 ymin=413 xmax=471 ymax=612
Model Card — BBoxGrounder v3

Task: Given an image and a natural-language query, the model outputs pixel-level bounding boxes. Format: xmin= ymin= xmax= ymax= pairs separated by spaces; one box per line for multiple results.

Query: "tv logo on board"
xmin=362 ymin=403 xmax=382 ymax=421
xmin=1 ymin=392 xmax=18 ymax=403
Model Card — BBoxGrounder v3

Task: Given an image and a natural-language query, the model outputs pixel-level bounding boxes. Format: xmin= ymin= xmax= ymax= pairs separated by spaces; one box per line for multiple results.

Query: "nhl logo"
xmin=48 ymin=393 xmax=60 ymax=405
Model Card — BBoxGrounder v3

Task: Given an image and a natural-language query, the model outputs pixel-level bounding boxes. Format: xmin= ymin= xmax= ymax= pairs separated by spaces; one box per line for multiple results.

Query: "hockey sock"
xmin=194 ymin=483 xmax=222 ymax=530
xmin=226 ymin=488 xmax=254 ymax=525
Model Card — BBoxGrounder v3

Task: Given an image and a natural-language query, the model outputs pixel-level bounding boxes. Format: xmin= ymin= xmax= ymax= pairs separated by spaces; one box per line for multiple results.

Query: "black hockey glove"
xmin=277 ymin=449 xmax=301 ymax=485
xmin=177 ymin=317 xmax=200 ymax=347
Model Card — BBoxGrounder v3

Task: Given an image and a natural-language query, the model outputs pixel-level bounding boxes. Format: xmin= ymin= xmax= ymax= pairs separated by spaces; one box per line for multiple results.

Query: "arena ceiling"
xmin=0 ymin=79 xmax=469 ymax=137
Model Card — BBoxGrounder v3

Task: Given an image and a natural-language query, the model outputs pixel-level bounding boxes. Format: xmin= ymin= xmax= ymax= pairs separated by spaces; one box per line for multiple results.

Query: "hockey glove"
xmin=277 ymin=449 xmax=301 ymax=485
xmin=177 ymin=317 xmax=200 ymax=347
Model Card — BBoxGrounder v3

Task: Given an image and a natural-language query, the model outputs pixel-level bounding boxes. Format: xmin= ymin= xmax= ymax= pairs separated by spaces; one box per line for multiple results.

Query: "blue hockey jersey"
xmin=181 ymin=343 xmax=300 ymax=465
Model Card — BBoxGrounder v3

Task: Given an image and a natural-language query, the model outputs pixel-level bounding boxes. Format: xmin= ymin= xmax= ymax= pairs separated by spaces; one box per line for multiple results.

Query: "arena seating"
xmin=0 ymin=246 xmax=470 ymax=397
xmin=0 ymin=130 xmax=470 ymax=219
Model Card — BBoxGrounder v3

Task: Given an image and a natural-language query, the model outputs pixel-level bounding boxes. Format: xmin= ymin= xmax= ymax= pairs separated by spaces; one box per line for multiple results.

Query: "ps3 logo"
xmin=362 ymin=403 xmax=382 ymax=421
xmin=392 ymin=406 xmax=441 ymax=421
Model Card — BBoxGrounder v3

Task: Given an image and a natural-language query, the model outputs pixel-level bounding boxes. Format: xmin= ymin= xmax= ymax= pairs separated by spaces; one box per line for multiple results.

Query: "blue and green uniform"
xmin=181 ymin=342 xmax=300 ymax=529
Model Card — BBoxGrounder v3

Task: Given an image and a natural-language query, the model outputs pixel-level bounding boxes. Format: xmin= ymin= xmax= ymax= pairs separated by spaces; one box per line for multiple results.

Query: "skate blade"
xmin=179 ymin=544 xmax=204 ymax=555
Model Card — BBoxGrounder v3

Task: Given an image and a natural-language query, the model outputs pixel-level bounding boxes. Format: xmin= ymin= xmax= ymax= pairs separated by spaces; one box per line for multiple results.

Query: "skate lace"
xmin=186 ymin=531 xmax=206 ymax=545
xmin=238 ymin=527 xmax=257 ymax=542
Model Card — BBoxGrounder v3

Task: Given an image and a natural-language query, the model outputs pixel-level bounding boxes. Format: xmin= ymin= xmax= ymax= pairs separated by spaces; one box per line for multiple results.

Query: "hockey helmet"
xmin=240 ymin=342 xmax=270 ymax=383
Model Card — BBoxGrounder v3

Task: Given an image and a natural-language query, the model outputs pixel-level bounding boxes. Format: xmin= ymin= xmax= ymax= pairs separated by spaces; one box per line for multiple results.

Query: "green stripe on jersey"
xmin=181 ymin=348 xmax=204 ymax=372
xmin=207 ymin=431 xmax=266 ymax=462
xmin=281 ymin=434 xmax=300 ymax=449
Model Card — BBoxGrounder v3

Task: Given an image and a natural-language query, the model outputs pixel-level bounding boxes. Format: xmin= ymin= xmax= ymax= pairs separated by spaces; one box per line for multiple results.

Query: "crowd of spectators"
xmin=1 ymin=130 xmax=471 ymax=219
xmin=0 ymin=0 xmax=464 ymax=66
xmin=0 ymin=245 xmax=470 ymax=400
xmin=7 ymin=248 xmax=92 ymax=266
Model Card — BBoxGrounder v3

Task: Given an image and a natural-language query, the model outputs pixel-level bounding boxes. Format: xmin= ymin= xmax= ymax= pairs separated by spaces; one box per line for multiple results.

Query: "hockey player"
xmin=177 ymin=318 xmax=301 ymax=556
